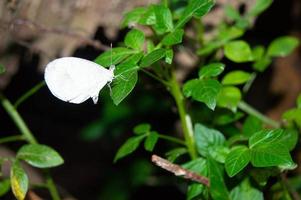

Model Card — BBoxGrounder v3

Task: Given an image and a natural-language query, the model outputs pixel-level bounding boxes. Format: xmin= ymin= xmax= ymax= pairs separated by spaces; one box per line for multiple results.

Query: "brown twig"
xmin=151 ymin=154 xmax=210 ymax=187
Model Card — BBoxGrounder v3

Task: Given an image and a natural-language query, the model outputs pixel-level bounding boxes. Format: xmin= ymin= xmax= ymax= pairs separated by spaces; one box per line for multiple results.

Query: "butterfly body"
xmin=45 ymin=57 xmax=114 ymax=104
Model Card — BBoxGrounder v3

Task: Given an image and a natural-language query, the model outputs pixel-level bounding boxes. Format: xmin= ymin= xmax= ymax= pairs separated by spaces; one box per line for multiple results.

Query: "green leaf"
xmin=114 ymin=135 xmax=146 ymax=162
xmin=267 ymin=36 xmax=299 ymax=57
xmin=144 ymin=131 xmax=159 ymax=152
xmin=10 ymin=161 xmax=28 ymax=200
xmin=198 ymin=27 xmax=244 ymax=56
xmin=115 ymin=62 xmax=139 ymax=76
xmin=138 ymin=6 xmax=156 ymax=25
xmin=187 ymin=183 xmax=204 ymax=200
xmin=194 ymin=123 xmax=225 ymax=157
xmin=183 ymin=157 xmax=208 ymax=174
xmin=147 ymin=40 xmax=155 ymax=53
xmin=252 ymin=46 xmax=265 ymax=61
xmin=199 ymin=62 xmax=225 ymax=79
xmin=242 ymin=116 xmax=262 ymax=137
xmin=140 ymin=48 xmax=166 ymax=68
xmin=175 ymin=0 xmax=214 ymax=29
xmin=230 ymin=178 xmax=263 ymax=200
xmin=249 ymin=129 xmax=295 ymax=167
xmin=153 ymin=5 xmax=174 ymax=33
xmin=95 ymin=47 xmax=136 ymax=67
xmin=249 ymin=129 xmax=285 ymax=149
xmin=279 ymin=129 xmax=298 ymax=151
xmin=250 ymin=143 xmax=294 ymax=167
xmin=111 ymin=70 xmax=138 ymax=105
xmin=162 ymin=29 xmax=184 ymax=46
xmin=213 ymin=111 xmax=244 ymax=126
xmin=219 ymin=27 xmax=245 ymax=41
xmin=17 ymin=144 xmax=63 ymax=168
xmin=225 ymin=146 xmax=250 ymax=177
xmin=0 ymin=179 xmax=10 ymax=197
xmin=165 ymin=49 xmax=174 ymax=64
xmin=0 ymin=64 xmax=5 ymax=74
xmin=224 ymin=41 xmax=253 ymax=63
xmin=225 ymin=5 xmax=241 ymax=21
xmin=133 ymin=123 xmax=151 ymax=135
xmin=252 ymin=56 xmax=272 ymax=72
xmin=207 ymin=157 xmax=230 ymax=200
xmin=183 ymin=79 xmax=222 ymax=110
xmin=165 ymin=147 xmax=187 ymax=162
xmin=121 ymin=7 xmax=146 ymax=28
xmin=248 ymin=0 xmax=273 ymax=17
xmin=217 ymin=86 xmax=241 ymax=112
xmin=124 ymin=29 xmax=145 ymax=50
xmin=209 ymin=145 xmax=230 ymax=163
xmin=222 ymin=71 xmax=252 ymax=85
xmin=283 ymin=108 xmax=301 ymax=128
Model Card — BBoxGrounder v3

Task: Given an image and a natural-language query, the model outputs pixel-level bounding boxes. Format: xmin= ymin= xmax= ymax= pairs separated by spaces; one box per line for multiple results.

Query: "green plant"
xmin=0 ymin=0 xmax=300 ymax=199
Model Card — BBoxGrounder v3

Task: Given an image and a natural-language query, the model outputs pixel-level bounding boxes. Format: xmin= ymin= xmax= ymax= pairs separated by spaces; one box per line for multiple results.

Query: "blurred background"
xmin=0 ymin=0 xmax=301 ymax=199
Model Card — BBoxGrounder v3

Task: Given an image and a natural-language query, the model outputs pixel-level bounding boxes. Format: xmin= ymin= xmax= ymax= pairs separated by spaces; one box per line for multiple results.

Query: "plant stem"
xmin=45 ymin=170 xmax=61 ymax=200
xmin=0 ymin=93 xmax=61 ymax=200
xmin=0 ymin=135 xmax=26 ymax=144
xmin=0 ymin=93 xmax=38 ymax=144
xmin=238 ymin=101 xmax=280 ymax=128
xmin=141 ymin=68 xmax=170 ymax=86
xmin=14 ymin=81 xmax=45 ymax=108
xmin=168 ymin=72 xmax=197 ymax=159
xmin=158 ymin=134 xmax=186 ymax=146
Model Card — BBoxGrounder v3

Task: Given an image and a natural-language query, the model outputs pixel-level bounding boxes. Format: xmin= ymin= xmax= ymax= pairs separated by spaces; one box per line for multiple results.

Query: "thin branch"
xmin=238 ymin=101 xmax=280 ymax=128
xmin=157 ymin=134 xmax=186 ymax=146
xmin=14 ymin=81 xmax=46 ymax=108
xmin=151 ymin=154 xmax=210 ymax=187
xmin=0 ymin=135 xmax=25 ymax=144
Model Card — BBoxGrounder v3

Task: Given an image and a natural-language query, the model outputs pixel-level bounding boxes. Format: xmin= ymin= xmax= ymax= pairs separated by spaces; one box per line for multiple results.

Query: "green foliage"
xmin=225 ymin=146 xmax=250 ymax=177
xmin=267 ymin=36 xmax=300 ymax=57
xmin=17 ymin=144 xmax=64 ymax=168
xmin=224 ymin=41 xmax=253 ymax=63
xmin=199 ymin=62 xmax=225 ymax=78
xmin=249 ymin=129 xmax=295 ymax=167
xmin=230 ymin=178 xmax=263 ymax=200
xmin=114 ymin=135 xmax=146 ymax=162
xmin=140 ymin=49 xmax=166 ymax=67
xmin=207 ymin=157 xmax=230 ymax=200
xmin=183 ymin=79 xmax=222 ymax=110
xmin=10 ymin=161 xmax=28 ymax=200
xmin=0 ymin=179 xmax=10 ymax=197
xmin=221 ymin=71 xmax=252 ymax=85
xmin=124 ymin=29 xmax=145 ymax=50
xmin=111 ymin=70 xmax=138 ymax=105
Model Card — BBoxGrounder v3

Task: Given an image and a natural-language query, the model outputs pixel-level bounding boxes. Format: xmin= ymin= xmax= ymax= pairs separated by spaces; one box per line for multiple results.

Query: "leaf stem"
xmin=0 ymin=93 xmax=38 ymax=144
xmin=0 ymin=135 xmax=26 ymax=144
xmin=45 ymin=170 xmax=61 ymax=200
xmin=158 ymin=134 xmax=186 ymax=146
xmin=238 ymin=101 xmax=280 ymax=128
xmin=14 ymin=81 xmax=45 ymax=108
xmin=141 ymin=68 xmax=170 ymax=86
xmin=168 ymin=72 xmax=197 ymax=159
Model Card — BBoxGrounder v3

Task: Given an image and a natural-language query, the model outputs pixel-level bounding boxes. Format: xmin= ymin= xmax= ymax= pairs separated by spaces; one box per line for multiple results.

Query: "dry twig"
xmin=151 ymin=154 xmax=210 ymax=187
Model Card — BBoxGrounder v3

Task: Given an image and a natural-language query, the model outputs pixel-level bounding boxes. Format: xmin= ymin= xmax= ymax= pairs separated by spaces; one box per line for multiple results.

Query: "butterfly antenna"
xmin=110 ymin=43 xmax=113 ymax=67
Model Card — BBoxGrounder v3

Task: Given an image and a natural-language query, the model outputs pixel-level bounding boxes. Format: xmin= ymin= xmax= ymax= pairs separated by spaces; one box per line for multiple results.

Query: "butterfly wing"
xmin=44 ymin=57 xmax=114 ymax=104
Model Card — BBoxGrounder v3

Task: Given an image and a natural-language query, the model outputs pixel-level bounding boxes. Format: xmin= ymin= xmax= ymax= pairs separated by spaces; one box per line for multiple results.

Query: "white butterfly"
xmin=44 ymin=57 xmax=114 ymax=104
